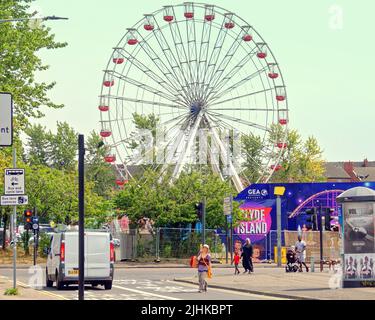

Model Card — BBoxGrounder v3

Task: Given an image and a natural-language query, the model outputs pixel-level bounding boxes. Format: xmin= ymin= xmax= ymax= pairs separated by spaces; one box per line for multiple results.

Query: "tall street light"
xmin=0 ymin=15 xmax=68 ymax=24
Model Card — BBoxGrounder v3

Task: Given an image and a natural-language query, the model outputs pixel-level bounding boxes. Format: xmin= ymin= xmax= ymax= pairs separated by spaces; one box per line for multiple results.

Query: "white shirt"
xmin=295 ymin=240 xmax=306 ymax=258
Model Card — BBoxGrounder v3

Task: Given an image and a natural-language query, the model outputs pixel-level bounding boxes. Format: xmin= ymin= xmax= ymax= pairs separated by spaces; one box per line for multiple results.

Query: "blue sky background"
xmin=32 ymin=0 xmax=375 ymax=161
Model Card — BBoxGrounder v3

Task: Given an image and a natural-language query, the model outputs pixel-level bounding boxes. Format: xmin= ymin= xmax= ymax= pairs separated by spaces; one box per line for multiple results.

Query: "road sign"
xmin=1 ymin=195 xmax=28 ymax=206
xmin=223 ymin=196 xmax=232 ymax=215
xmin=227 ymin=215 xmax=232 ymax=223
xmin=4 ymin=169 xmax=25 ymax=195
xmin=0 ymin=92 xmax=13 ymax=147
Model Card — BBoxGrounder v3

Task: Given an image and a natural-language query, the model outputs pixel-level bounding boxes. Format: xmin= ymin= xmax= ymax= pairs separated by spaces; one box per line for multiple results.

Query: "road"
xmin=0 ymin=267 xmax=282 ymax=300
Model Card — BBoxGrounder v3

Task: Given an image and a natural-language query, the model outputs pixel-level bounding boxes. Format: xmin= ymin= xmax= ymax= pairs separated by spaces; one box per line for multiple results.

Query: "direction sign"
xmin=223 ymin=196 xmax=232 ymax=216
xmin=0 ymin=92 xmax=13 ymax=147
xmin=1 ymin=195 xmax=28 ymax=206
xmin=4 ymin=169 xmax=25 ymax=195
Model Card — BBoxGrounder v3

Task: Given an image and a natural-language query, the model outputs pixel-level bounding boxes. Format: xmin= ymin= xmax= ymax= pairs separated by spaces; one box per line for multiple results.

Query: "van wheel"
xmin=104 ymin=281 xmax=112 ymax=290
xmin=56 ymin=272 xmax=64 ymax=290
xmin=46 ymin=269 xmax=53 ymax=288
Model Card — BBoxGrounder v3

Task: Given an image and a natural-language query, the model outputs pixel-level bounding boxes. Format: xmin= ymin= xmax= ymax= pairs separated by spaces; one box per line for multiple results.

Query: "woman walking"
xmin=197 ymin=244 xmax=211 ymax=293
xmin=241 ymin=238 xmax=254 ymax=274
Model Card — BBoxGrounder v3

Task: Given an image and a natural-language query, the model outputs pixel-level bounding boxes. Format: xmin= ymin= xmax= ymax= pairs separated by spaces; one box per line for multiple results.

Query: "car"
xmin=46 ymin=231 xmax=114 ymax=290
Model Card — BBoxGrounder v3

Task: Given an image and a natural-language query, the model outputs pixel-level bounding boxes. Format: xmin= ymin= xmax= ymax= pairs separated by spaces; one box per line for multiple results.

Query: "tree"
xmin=241 ymin=133 xmax=263 ymax=183
xmin=114 ymin=170 xmax=239 ymax=229
xmin=48 ymin=122 xmax=77 ymax=171
xmin=24 ymin=122 xmax=77 ymax=171
xmin=24 ymin=124 xmax=50 ymax=166
xmin=0 ymin=0 xmax=67 ymax=130
xmin=85 ymin=131 xmax=116 ymax=198
xmin=269 ymin=126 xmax=325 ymax=182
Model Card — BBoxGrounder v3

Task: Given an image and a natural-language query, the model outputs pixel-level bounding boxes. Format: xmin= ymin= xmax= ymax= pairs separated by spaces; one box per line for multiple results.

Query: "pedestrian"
xmin=233 ymin=251 xmax=240 ymax=275
xmin=197 ymin=244 xmax=212 ymax=293
xmin=241 ymin=238 xmax=254 ymax=274
xmin=295 ymin=235 xmax=309 ymax=272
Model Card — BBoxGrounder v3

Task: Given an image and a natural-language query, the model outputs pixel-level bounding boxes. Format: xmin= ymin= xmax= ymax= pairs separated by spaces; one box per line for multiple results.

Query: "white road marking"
xmin=112 ymin=285 xmax=181 ymax=300
xmin=167 ymin=280 xmax=289 ymax=300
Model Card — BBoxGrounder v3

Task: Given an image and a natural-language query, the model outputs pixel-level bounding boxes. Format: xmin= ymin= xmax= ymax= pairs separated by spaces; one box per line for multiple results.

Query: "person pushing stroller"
xmin=285 ymin=245 xmax=299 ymax=272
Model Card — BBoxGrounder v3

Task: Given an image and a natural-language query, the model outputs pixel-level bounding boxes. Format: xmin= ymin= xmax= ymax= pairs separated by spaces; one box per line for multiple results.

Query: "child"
xmin=233 ymin=251 xmax=240 ymax=275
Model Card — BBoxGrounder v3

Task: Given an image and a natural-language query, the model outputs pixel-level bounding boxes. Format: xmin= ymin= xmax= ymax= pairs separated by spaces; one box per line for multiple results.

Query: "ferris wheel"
xmin=98 ymin=2 xmax=289 ymax=192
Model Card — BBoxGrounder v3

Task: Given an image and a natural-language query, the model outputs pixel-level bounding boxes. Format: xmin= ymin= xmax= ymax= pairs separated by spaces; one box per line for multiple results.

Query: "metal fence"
xmin=268 ymin=230 xmax=341 ymax=262
xmin=113 ymin=228 xmax=341 ymax=263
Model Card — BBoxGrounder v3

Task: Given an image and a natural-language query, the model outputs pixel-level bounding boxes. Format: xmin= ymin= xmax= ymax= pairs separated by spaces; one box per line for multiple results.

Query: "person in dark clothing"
xmin=241 ymin=238 xmax=254 ymax=274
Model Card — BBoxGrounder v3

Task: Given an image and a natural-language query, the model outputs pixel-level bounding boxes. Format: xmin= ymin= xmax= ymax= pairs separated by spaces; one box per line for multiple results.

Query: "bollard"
xmin=310 ymin=257 xmax=315 ymax=272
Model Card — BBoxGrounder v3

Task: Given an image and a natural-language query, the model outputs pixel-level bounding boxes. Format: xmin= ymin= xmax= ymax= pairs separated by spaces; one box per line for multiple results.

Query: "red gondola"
xmin=279 ymin=119 xmax=288 ymax=125
xmin=276 ymin=142 xmax=288 ymax=149
xmin=205 ymin=5 xmax=215 ymax=22
xmin=225 ymin=22 xmax=235 ymax=29
xmin=103 ymin=80 xmax=114 ymax=87
xmin=243 ymin=34 xmax=252 ymax=42
xmin=184 ymin=3 xmax=194 ymax=19
xmin=184 ymin=12 xmax=194 ymax=19
xmin=275 ymin=86 xmax=286 ymax=102
xmin=104 ymin=155 xmax=116 ymax=163
xmin=100 ymin=130 xmax=112 ymax=138
xmin=257 ymin=52 xmax=267 ymax=59
xmin=271 ymin=164 xmax=282 ymax=171
xmin=269 ymin=72 xmax=279 ymax=79
xmin=127 ymin=38 xmax=138 ymax=45
xmin=164 ymin=15 xmax=174 ymax=22
xmin=98 ymin=105 xmax=109 ymax=112
xmin=144 ymin=24 xmax=154 ymax=31
xmin=113 ymin=57 xmax=124 ymax=64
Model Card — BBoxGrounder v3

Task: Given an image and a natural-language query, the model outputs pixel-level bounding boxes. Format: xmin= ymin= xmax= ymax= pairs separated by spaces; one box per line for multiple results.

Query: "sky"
xmin=32 ymin=0 xmax=375 ymax=161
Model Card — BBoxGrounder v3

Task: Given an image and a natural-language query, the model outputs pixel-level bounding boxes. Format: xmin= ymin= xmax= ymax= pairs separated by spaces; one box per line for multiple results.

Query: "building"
xmin=325 ymin=159 xmax=375 ymax=182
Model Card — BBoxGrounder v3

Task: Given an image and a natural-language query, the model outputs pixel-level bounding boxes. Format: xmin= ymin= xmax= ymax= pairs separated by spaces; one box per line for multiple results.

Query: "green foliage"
xmin=0 ymin=0 xmax=67 ymax=130
xmin=4 ymin=288 xmax=18 ymax=296
xmin=24 ymin=122 xmax=77 ymax=171
xmin=241 ymin=125 xmax=325 ymax=183
xmin=114 ymin=170 xmax=238 ymax=229
xmin=20 ymin=231 xmax=30 ymax=255
xmin=38 ymin=232 xmax=51 ymax=257
xmin=85 ymin=131 xmax=116 ymax=198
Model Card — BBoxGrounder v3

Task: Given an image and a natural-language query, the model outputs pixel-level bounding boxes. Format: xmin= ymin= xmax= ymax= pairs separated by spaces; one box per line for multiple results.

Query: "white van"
xmin=46 ymin=231 xmax=114 ymax=290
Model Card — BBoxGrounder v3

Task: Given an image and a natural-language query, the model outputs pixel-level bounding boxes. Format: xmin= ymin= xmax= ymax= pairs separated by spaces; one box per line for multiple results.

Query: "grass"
xmin=4 ymin=288 xmax=19 ymax=296
xmin=0 ymin=247 xmax=47 ymax=265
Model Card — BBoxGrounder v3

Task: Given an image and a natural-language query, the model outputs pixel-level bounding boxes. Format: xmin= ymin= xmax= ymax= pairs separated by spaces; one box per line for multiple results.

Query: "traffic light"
xmin=305 ymin=207 xmax=318 ymax=231
xmin=24 ymin=209 xmax=33 ymax=230
xmin=195 ymin=202 xmax=204 ymax=221
xmin=324 ymin=208 xmax=335 ymax=231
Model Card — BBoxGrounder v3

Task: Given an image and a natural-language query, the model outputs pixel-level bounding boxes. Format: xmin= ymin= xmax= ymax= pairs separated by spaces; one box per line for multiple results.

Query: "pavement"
xmin=0 ymin=267 xmax=280 ymax=300
xmin=1 ymin=264 xmax=374 ymax=300
xmin=0 ymin=275 xmax=63 ymax=300
xmin=174 ymin=267 xmax=375 ymax=300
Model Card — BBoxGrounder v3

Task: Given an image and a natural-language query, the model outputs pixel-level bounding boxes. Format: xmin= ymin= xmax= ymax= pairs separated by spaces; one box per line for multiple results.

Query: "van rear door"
xmin=64 ymin=232 xmax=79 ymax=278
xmin=85 ymin=232 xmax=110 ymax=278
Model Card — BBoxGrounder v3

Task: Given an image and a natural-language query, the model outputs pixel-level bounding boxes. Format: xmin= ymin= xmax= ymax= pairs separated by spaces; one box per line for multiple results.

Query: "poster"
xmin=344 ymin=254 xmax=375 ymax=280
xmin=343 ymin=202 xmax=375 ymax=254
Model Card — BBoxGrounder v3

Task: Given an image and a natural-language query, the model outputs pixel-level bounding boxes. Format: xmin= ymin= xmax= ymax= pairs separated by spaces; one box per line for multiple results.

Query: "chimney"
xmin=363 ymin=158 xmax=369 ymax=167
xmin=343 ymin=161 xmax=360 ymax=182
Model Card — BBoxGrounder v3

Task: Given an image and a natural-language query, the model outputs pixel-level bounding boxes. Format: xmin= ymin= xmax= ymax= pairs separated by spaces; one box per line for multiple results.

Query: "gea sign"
xmin=0 ymin=92 xmax=13 ymax=147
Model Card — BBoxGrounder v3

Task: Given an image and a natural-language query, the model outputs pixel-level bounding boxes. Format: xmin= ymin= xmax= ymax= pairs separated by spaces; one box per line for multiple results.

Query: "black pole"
xmin=230 ymin=217 xmax=233 ymax=264
xmin=225 ymin=219 xmax=228 ymax=264
xmin=202 ymin=197 xmax=206 ymax=245
xmin=319 ymin=205 xmax=323 ymax=271
xmin=78 ymin=134 xmax=85 ymax=300
xmin=33 ymin=207 xmax=37 ymax=266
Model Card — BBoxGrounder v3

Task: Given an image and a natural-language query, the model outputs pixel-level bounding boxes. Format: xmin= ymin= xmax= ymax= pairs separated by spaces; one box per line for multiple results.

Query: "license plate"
xmin=68 ymin=270 xmax=79 ymax=275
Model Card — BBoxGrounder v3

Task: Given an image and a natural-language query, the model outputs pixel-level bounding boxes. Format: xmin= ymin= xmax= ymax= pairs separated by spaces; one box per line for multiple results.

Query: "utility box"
xmin=337 ymin=187 xmax=375 ymax=288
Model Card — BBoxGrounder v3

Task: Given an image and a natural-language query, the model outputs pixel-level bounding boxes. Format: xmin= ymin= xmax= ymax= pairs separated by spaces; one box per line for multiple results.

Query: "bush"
xmin=20 ymin=231 xmax=31 ymax=255
xmin=39 ymin=233 xmax=52 ymax=257
xmin=4 ymin=288 xmax=18 ymax=296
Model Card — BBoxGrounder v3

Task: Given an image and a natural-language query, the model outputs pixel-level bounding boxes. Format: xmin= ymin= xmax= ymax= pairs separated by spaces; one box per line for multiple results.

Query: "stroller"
xmin=285 ymin=247 xmax=299 ymax=272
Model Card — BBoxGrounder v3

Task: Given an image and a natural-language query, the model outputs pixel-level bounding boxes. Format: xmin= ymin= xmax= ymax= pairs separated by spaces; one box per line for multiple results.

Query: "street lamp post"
xmin=0 ymin=16 xmax=68 ymax=24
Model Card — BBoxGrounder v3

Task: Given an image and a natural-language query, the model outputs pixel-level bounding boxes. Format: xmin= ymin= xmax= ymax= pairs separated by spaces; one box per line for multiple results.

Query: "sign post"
xmin=224 ymin=196 xmax=232 ymax=264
